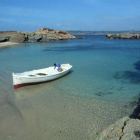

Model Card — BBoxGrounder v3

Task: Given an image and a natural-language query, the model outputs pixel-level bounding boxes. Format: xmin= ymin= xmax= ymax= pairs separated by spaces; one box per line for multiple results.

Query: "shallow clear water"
xmin=0 ymin=35 xmax=140 ymax=139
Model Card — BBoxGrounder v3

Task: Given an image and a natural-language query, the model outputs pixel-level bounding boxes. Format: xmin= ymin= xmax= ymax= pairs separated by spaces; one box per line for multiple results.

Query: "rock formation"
xmin=0 ymin=31 xmax=25 ymax=42
xmin=0 ymin=28 xmax=76 ymax=43
xmin=106 ymin=34 xmax=140 ymax=39
xmin=95 ymin=96 xmax=140 ymax=140
xmin=95 ymin=116 xmax=140 ymax=140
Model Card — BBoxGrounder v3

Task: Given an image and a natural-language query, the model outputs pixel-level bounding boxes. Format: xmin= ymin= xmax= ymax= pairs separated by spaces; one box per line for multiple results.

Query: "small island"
xmin=106 ymin=33 xmax=140 ymax=39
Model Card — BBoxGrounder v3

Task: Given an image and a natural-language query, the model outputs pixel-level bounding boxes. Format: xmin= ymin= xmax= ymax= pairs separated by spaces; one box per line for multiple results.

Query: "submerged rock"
xmin=77 ymin=36 xmax=84 ymax=39
xmin=134 ymin=61 xmax=140 ymax=71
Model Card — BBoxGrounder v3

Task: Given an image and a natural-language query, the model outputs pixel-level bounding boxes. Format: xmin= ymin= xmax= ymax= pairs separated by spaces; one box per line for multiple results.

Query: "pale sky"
xmin=0 ymin=0 xmax=140 ymax=31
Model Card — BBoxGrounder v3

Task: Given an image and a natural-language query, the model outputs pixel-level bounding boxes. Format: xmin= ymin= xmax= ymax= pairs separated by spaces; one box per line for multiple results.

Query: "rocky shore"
xmin=95 ymin=97 xmax=140 ymax=140
xmin=0 ymin=28 xmax=76 ymax=45
xmin=106 ymin=33 xmax=140 ymax=39
xmin=95 ymin=117 xmax=140 ymax=140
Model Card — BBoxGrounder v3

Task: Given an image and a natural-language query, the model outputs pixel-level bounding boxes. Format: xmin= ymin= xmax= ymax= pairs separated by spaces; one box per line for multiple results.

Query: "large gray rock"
xmin=28 ymin=33 xmax=43 ymax=42
xmin=123 ymin=119 xmax=140 ymax=134
xmin=121 ymin=34 xmax=134 ymax=39
xmin=0 ymin=36 xmax=10 ymax=42
xmin=96 ymin=116 xmax=140 ymax=140
xmin=0 ymin=31 xmax=25 ymax=42
xmin=40 ymin=35 xmax=49 ymax=42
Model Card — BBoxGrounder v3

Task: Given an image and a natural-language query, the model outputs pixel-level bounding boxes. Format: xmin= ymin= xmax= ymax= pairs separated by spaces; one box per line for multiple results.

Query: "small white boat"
xmin=12 ymin=64 xmax=72 ymax=89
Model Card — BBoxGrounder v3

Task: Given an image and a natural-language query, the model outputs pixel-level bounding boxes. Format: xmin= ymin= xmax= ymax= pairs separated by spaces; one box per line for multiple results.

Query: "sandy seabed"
xmin=0 ymin=83 xmax=134 ymax=140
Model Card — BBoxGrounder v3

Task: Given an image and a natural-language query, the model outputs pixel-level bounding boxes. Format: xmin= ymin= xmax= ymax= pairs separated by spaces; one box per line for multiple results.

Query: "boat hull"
xmin=13 ymin=64 xmax=72 ymax=89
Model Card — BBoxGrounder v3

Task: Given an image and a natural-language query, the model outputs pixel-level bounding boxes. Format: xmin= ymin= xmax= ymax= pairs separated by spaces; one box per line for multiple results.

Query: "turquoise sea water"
xmin=0 ymin=35 xmax=140 ymax=139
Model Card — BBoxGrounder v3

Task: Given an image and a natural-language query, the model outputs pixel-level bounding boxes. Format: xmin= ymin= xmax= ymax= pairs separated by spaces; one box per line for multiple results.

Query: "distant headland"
xmin=68 ymin=30 xmax=140 ymax=39
xmin=0 ymin=28 xmax=76 ymax=44
xmin=68 ymin=30 xmax=140 ymax=35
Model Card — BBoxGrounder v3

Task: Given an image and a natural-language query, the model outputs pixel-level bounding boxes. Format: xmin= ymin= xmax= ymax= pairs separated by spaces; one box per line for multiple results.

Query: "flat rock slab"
xmin=96 ymin=116 xmax=140 ymax=140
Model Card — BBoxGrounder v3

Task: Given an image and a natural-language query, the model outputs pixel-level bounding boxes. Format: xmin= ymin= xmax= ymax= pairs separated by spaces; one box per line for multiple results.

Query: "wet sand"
xmin=0 ymin=42 xmax=20 ymax=48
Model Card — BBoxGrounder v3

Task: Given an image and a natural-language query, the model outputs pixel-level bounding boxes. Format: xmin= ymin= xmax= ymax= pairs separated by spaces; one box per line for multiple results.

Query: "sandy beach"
xmin=0 ymin=42 xmax=20 ymax=48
